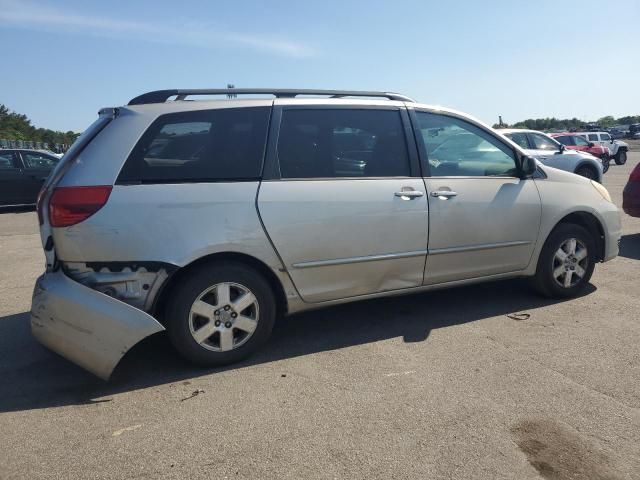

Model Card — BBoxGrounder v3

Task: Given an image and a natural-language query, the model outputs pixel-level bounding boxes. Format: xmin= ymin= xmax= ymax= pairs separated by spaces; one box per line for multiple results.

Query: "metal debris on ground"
xmin=507 ymin=313 xmax=531 ymax=321
xmin=181 ymin=389 xmax=205 ymax=402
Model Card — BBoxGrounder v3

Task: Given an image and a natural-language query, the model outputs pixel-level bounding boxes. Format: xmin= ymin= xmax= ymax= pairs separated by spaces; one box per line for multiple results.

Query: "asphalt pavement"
xmin=0 ymin=152 xmax=639 ymax=480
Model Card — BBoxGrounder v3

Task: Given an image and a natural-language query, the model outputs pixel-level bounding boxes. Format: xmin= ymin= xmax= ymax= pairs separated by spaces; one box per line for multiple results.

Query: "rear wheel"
xmin=532 ymin=223 xmax=595 ymax=298
xmin=165 ymin=262 xmax=276 ymax=366
xmin=615 ymin=150 xmax=627 ymax=165
xmin=575 ymin=165 xmax=598 ymax=180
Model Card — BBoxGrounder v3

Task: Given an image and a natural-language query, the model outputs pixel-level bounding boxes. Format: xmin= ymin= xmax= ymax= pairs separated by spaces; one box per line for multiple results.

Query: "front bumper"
xmin=599 ymin=208 xmax=622 ymax=262
xmin=30 ymin=270 xmax=165 ymax=380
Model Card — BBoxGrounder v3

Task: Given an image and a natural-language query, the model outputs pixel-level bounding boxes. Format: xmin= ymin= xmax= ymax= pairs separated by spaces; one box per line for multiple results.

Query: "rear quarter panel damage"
xmin=31 ymin=270 xmax=165 ymax=380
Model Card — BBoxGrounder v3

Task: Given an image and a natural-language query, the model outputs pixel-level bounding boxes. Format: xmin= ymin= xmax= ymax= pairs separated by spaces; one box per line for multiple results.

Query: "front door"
xmin=258 ymin=105 xmax=429 ymax=303
xmin=410 ymin=110 xmax=542 ymax=284
xmin=527 ymin=131 xmax=580 ymax=172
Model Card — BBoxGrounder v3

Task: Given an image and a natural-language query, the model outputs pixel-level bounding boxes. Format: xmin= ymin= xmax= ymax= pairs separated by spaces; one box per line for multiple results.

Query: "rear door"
xmin=0 ymin=151 xmax=26 ymax=205
xmin=258 ymin=102 xmax=429 ymax=303
xmin=411 ymin=110 xmax=541 ymax=284
xmin=19 ymin=151 xmax=59 ymax=202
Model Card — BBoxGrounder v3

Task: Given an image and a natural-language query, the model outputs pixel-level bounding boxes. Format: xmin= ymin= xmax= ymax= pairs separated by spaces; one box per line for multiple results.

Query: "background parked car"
xmin=608 ymin=127 xmax=628 ymax=139
xmin=497 ymin=128 xmax=603 ymax=181
xmin=574 ymin=131 xmax=628 ymax=165
xmin=550 ymin=132 xmax=611 ymax=173
xmin=0 ymin=149 xmax=60 ymax=206
xmin=623 ymin=162 xmax=640 ymax=217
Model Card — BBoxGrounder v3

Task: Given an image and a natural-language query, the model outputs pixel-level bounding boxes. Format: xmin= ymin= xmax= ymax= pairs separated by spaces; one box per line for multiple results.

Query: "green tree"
xmin=0 ymin=103 xmax=80 ymax=148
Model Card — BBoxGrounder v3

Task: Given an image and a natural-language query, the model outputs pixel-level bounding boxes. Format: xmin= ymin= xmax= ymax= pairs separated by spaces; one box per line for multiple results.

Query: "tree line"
xmin=0 ymin=104 xmax=79 ymax=147
xmin=494 ymin=115 xmax=640 ymax=130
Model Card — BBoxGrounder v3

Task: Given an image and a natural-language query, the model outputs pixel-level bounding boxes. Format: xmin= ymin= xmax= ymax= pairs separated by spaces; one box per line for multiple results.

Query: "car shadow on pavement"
xmin=618 ymin=233 xmax=640 ymax=260
xmin=0 ymin=279 xmax=595 ymax=413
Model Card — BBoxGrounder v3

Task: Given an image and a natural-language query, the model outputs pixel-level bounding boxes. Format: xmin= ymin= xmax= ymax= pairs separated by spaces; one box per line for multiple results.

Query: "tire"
xmin=531 ymin=223 xmax=596 ymax=298
xmin=601 ymin=157 xmax=610 ymax=174
xmin=165 ymin=261 xmax=276 ymax=366
xmin=575 ymin=165 xmax=598 ymax=180
xmin=615 ymin=150 xmax=627 ymax=165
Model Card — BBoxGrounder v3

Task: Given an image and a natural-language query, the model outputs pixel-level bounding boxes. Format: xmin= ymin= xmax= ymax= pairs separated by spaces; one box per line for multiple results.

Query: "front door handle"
xmin=431 ymin=190 xmax=458 ymax=199
xmin=394 ymin=189 xmax=424 ymax=199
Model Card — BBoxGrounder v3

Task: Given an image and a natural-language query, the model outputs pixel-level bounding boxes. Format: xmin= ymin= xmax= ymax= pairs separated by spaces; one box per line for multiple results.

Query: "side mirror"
xmin=521 ymin=155 xmax=537 ymax=178
xmin=610 ymin=138 xmax=614 ymax=144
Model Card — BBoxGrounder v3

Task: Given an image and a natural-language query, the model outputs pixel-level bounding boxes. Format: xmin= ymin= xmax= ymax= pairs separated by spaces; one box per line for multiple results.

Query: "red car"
xmin=550 ymin=133 xmax=611 ymax=172
xmin=623 ymin=163 xmax=640 ymax=217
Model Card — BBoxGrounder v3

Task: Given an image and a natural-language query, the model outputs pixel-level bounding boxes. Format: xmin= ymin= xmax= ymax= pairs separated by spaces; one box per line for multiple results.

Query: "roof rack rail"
xmin=128 ymin=89 xmax=415 ymax=105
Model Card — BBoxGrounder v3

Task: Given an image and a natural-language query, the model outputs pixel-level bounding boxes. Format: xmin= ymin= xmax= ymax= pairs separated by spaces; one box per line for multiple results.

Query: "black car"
xmin=0 ymin=149 xmax=60 ymax=206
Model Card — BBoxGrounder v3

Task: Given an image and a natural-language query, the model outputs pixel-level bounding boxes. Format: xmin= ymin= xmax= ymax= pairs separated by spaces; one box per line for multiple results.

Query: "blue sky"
xmin=1 ymin=0 xmax=638 ymax=132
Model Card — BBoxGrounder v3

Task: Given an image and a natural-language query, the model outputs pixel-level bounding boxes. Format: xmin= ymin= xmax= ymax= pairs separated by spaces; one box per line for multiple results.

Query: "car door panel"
xmin=423 ymin=177 xmax=541 ymax=284
xmin=259 ymin=179 xmax=429 ymax=302
xmin=0 ymin=151 xmax=31 ymax=205
xmin=411 ymin=111 xmax=542 ymax=284
xmin=257 ymin=104 xmax=429 ymax=303
xmin=20 ymin=151 xmax=58 ymax=201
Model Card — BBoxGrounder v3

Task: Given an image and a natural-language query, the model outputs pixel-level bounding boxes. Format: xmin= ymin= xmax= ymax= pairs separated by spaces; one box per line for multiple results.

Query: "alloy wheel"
xmin=552 ymin=238 xmax=589 ymax=288
xmin=188 ymin=282 xmax=259 ymax=352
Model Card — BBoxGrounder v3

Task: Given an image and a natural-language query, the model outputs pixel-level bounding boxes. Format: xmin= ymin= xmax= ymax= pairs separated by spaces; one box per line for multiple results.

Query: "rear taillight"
xmin=630 ymin=165 xmax=640 ymax=183
xmin=49 ymin=186 xmax=112 ymax=227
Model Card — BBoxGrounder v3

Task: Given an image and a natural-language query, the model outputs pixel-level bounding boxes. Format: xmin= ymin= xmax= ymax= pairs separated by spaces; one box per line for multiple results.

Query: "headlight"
xmin=591 ymin=180 xmax=612 ymax=203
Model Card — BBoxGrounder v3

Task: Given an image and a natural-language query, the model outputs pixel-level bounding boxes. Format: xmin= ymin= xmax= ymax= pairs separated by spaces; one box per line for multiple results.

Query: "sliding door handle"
xmin=394 ymin=190 xmax=424 ymax=199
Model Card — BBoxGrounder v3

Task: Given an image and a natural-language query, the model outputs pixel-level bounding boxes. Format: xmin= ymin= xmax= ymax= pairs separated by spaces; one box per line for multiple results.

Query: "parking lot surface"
xmin=1 ymin=152 xmax=639 ymax=480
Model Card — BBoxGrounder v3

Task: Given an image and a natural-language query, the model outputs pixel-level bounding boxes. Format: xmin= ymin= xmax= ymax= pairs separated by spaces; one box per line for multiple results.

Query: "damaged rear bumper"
xmin=30 ymin=270 xmax=165 ymax=380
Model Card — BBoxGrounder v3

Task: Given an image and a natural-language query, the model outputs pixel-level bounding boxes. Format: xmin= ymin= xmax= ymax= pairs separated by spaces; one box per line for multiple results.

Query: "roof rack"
xmin=128 ymin=89 xmax=415 ymax=105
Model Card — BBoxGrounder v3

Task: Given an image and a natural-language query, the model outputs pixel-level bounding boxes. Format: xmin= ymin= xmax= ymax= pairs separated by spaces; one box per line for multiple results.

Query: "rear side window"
xmin=276 ymin=109 xmax=410 ymax=178
xmin=118 ymin=107 xmax=270 ymax=183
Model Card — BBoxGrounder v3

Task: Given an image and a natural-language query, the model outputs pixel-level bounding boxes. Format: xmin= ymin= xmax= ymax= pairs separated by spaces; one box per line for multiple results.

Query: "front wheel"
xmin=531 ymin=224 xmax=595 ymax=298
xmin=165 ymin=262 xmax=276 ymax=366
xmin=601 ymin=157 xmax=610 ymax=174
xmin=615 ymin=150 xmax=627 ymax=165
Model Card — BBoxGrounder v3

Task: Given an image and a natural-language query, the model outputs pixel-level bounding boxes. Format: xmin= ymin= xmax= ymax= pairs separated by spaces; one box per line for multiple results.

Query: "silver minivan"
xmin=31 ymin=89 xmax=622 ymax=380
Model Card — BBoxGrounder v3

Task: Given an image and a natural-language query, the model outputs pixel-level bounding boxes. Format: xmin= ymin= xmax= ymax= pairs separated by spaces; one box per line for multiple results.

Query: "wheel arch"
xmin=574 ymin=161 xmax=600 ymax=180
xmin=550 ymin=211 xmax=605 ymax=262
xmin=152 ymin=251 xmax=288 ymax=322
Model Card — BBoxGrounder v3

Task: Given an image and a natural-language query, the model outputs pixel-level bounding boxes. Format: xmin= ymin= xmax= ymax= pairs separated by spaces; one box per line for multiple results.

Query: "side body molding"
xmin=31 ymin=270 xmax=165 ymax=380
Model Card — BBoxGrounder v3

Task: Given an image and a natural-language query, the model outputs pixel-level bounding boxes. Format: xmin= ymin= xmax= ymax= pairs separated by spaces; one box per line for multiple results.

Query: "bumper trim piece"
xmin=30 ymin=270 xmax=165 ymax=380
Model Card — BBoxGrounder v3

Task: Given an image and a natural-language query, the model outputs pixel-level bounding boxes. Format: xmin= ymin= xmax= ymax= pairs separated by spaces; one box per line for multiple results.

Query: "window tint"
xmin=554 ymin=135 xmax=575 ymax=146
xmin=573 ymin=135 xmax=590 ymax=146
xmin=415 ymin=112 xmax=517 ymax=177
xmin=0 ymin=152 xmax=17 ymax=169
xmin=600 ymin=133 xmax=611 ymax=141
xmin=119 ymin=107 xmax=270 ymax=183
xmin=22 ymin=152 xmax=59 ymax=169
xmin=277 ymin=109 xmax=410 ymax=178
xmin=530 ymin=133 xmax=559 ymax=151
xmin=506 ymin=132 xmax=530 ymax=149
xmin=588 ymin=134 xmax=598 ymax=141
